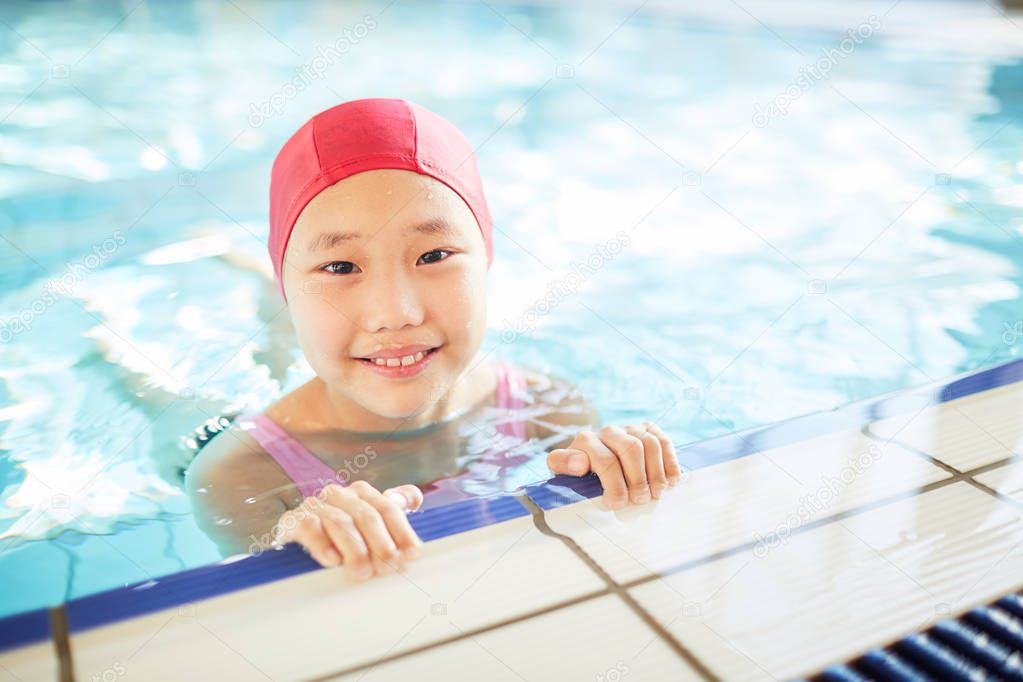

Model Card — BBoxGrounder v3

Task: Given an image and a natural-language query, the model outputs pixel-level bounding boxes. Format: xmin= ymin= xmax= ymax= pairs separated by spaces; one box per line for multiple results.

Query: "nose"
xmin=358 ymin=265 xmax=425 ymax=333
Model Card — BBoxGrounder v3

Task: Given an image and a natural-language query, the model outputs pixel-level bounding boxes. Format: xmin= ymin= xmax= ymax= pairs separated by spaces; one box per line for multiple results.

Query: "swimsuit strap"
xmin=235 ymin=412 xmax=344 ymax=499
xmin=493 ymin=359 xmax=528 ymax=441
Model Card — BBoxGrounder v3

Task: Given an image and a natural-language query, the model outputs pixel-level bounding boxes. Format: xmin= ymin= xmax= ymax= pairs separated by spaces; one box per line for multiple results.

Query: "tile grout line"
xmin=966 ymin=455 xmax=1023 ymax=478
xmin=299 ymin=587 xmax=614 ymax=682
xmin=618 ymin=474 xmax=964 ymax=592
xmin=860 ymin=424 xmax=1023 ymax=513
xmin=49 ymin=604 xmax=74 ymax=682
xmin=514 ymin=492 xmax=723 ymax=682
xmin=301 ymin=443 xmax=1016 ymax=681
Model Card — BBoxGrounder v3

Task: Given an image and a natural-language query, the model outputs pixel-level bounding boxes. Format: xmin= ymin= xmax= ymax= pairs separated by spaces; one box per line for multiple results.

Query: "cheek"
xmin=291 ymin=298 xmax=351 ymax=359
xmin=432 ymin=270 xmax=486 ymax=338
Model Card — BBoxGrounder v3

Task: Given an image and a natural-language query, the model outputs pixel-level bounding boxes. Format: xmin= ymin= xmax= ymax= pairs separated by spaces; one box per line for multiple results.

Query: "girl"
xmin=186 ymin=98 xmax=684 ymax=580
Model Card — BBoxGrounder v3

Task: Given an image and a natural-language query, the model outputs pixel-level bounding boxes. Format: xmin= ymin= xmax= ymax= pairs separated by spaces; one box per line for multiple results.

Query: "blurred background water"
xmin=1 ymin=0 xmax=1021 ymax=618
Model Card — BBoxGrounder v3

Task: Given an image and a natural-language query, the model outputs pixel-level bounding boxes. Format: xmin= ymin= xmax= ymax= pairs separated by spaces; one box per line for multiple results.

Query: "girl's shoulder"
xmin=185 ymin=416 xmax=292 ymax=496
xmin=185 ymin=386 xmax=322 ymax=504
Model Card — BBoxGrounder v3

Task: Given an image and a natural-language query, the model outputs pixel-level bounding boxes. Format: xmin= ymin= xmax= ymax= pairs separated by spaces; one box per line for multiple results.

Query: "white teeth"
xmin=370 ymin=351 xmax=427 ymax=367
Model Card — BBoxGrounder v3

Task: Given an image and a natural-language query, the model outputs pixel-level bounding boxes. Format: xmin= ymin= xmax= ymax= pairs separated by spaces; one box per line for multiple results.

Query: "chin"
xmin=369 ymin=399 xmax=433 ymax=421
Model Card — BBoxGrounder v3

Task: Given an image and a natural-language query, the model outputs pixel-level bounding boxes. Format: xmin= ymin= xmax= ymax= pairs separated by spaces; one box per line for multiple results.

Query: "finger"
xmin=276 ymin=505 xmax=344 ymax=569
xmin=626 ymin=425 xmax=665 ymax=500
xmin=383 ymin=484 xmax=425 ymax=513
xmin=325 ymin=482 xmax=401 ymax=576
xmin=599 ymin=425 xmax=650 ymax=505
xmin=315 ymin=505 xmax=375 ymax=580
xmin=546 ymin=448 xmax=591 ymax=476
xmin=575 ymin=431 xmax=629 ymax=509
xmin=644 ymin=421 xmax=684 ymax=484
xmin=362 ymin=485 xmax=424 ymax=562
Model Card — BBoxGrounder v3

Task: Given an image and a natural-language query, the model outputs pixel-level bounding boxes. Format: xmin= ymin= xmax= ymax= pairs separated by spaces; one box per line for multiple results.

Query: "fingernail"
xmin=634 ymin=490 xmax=651 ymax=504
xmin=567 ymin=452 xmax=585 ymax=470
xmin=385 ymin=491 xmax=408 ymax=507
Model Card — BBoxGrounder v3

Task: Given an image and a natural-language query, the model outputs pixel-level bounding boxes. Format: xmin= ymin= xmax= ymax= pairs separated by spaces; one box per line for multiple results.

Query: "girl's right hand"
xmin=271 ymin=480 xmax=425 ymax=580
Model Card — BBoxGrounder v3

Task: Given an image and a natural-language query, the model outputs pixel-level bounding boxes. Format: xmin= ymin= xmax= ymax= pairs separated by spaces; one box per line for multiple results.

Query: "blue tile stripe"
xmin=0 ymin=493 xmax=527 ymax=652
xmin=524 ymin=359 xmax=1023 ymax=511
xmin=2 ymin=357 xmax=1021 ymax=653
xmin=0 ymin=607 xmax=50 ymax=653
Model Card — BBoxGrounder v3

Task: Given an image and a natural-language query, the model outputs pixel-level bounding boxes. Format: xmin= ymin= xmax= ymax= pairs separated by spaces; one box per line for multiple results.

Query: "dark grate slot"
xmin=964 ymin=606 xmax=1023 ymax=654
xmin=893 ymin=633 xmax=992 ymax=681
xmin=931 ymin=619 xmax=1021 ymax=678
xmin=816 ymin=666 xmax=871 ymax=681
xmin=811 ymin=587 xmax=1023 ymax=682
xmin=855 ymin=648 xmax=931 ymax=681
xmin=998 ymin=595 xmax=1023 ymax=623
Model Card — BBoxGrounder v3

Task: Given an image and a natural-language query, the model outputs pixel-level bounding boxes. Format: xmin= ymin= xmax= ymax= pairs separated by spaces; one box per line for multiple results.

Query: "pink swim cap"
xmin=268 ymin=98 xmax=494 ymax=301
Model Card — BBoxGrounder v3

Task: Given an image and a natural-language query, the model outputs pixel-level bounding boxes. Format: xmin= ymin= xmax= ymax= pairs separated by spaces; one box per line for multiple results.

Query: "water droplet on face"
xmin=426 ymin=192 xmax=433 ymax=199
xmin=215 ymin=517 xmax=233 ymax=526
xmin=244 ymin=497 xmax=256 ymax=504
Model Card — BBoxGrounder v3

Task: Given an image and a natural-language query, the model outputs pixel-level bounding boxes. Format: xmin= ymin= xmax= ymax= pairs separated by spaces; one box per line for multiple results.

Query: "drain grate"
xmin=812 ymin=591 xmax=1023 ymax=681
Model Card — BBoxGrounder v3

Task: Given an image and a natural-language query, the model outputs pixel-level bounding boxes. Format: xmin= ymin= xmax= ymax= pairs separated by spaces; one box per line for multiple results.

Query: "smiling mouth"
xmin=356 ymin=346 xmax=441 ymax=367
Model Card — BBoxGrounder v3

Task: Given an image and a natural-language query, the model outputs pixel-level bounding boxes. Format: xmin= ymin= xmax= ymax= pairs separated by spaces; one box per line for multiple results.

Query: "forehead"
xmin=291 ymin=169 xmax=479 ymax=250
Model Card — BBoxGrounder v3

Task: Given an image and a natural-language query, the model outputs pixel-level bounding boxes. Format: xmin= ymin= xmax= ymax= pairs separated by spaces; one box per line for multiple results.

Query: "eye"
xmin=419 ymin=249 xmax=452 ymax=265
xmin=321 ymin=261 xmax=359 ymax=275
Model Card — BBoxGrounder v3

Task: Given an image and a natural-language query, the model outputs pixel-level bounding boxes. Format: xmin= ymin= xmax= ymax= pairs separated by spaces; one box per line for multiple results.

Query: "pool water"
xmin=1 ymin=0 xmax=1022 ymax=619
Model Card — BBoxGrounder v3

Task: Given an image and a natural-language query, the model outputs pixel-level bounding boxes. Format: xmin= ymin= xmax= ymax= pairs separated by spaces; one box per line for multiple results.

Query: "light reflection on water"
xmin=0 ymin=1 xmax=1021 ymax=618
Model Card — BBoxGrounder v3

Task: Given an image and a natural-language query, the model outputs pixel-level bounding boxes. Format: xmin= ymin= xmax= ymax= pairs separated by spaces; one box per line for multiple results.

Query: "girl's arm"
xmin=184 ymin=427 xmax=291 ymax=556
xmin=185 ymin=427 xmax=426 ymax=578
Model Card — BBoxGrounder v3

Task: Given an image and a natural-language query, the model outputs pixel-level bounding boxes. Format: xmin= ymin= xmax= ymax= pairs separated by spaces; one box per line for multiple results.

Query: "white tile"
xmin=541 ymin=427 xmax=948 ymax=583
xmin=71 ymin=514 xmax=606 ymax=682
xmin=0 ymin=640 xmax=57 ymax=681
xmin=974 ymin=459 xmax=1023 ymax=504
xmin=330 ymin=595 xmax=702 ymax=682
xmin=629 ymin=483 xmax=1023 ymax=681
xmin=869 ymin=381 xmax=1023 ymax=471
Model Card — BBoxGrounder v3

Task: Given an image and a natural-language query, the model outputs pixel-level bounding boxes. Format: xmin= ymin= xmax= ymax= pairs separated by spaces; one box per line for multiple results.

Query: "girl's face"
xmin=282 ymin=169 xmax=489 ymax=429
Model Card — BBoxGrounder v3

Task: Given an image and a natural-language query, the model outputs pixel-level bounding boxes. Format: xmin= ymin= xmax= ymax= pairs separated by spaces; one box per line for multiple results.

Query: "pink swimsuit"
xmin=235 ymin=360 xmax=528 ymax=499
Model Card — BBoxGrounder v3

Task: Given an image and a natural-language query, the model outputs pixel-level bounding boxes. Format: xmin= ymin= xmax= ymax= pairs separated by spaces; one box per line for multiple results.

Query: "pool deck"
xmin=2 ymin=357 xmax=1022 ymax=681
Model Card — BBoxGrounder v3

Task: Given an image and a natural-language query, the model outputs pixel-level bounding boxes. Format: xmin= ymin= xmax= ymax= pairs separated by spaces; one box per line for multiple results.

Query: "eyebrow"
xmin=306 ymin=218 xmax=457 ymax=254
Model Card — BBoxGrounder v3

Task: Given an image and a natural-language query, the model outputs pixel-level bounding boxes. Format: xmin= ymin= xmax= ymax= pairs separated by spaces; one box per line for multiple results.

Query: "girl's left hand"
xmin=546 ymin=421 xmax=684 ymax=509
